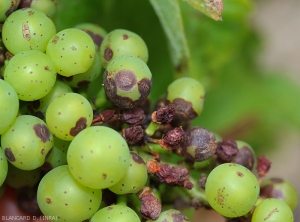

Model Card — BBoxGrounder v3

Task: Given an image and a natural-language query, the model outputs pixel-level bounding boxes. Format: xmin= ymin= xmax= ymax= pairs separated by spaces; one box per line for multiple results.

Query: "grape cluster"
xmin=0 ymin=3 xmax=298 ymax=222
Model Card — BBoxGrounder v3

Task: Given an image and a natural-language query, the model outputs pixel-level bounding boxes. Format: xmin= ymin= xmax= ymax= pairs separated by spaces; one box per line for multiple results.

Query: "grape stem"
xmin=144 ymin=121 xmax=160 ymax=136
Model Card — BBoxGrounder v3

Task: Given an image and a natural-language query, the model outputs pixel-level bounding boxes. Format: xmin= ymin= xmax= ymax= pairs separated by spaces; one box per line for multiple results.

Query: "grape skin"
xmin=67 ymin=126 xmax=131 ymax=189
xmin=205 ymin=163 xmax=260 ymax=218
xmin=37 ymin=165 xmax=102 ymax=222
xmin=251 ymin=198 xmax=294 ymax=222
xmin=0 ymin=79 xmax=19 ymax=134
xmin=0 ymin=147 xmax=8 ymax=186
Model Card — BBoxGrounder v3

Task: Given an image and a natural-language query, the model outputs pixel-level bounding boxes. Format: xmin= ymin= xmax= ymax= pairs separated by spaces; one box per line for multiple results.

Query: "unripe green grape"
xmin=251 ymin=198 xmax=294 ymax=222
xmin=67 ymin=126 xmax=131 ymax=189
xmin=146 ymin=209 xmax=189 ymax=222
xmin=109 ymin=151 xmax=148 ymax=195
xmin=90 ymin=204 xmax=140 ymax=222
xmin=0 ymin=0 xmax=20 ymax=22
xmin=0 ymin=79 xmax=19 ymax=134
xmin=46 ymin=28 xmax=96 ymax=77
xmin=260 ymin=177 xmax=298 ymax=211
xmin=45 ymin=92 xmax=93 ymax=141
xmin=0 ymin=147 xmax=8 ymax=186
xmin=100 ymin=29 xmax=148 ymax=68
xmin=43 ymin=136 xmax=70 ymax=170
xmin=5 ymin=162 xmax=41 ymax=189
xmin=74 ymin=23 xmax=107 ymax=52
xmin=28 ymin=80 xmax=72 ymax=120
xmin=37 ymin=165 xmax=102 ymax=222
xmin=167 ymin=77 xmax=205 ymax=121
xmin=2 ymin=8 xmax=56 ymax=55
xmin=19 ymin=0 xmax=57 ymax=18
xmin=4 ymin=50 xmax=57 ymax=101
xmin=1 ymin=115 xmax=53 ymax=170
xmin=205 ymin=163 xmax=259 ymax=218
xmin=62 ymin=52 xmax=102 ymax=88
xmin=104 ymin=55 xmax=152 ymax=109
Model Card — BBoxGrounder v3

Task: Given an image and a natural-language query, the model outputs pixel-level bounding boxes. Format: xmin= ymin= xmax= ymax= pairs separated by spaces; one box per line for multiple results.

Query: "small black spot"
xmin=33 ymin=124 xmax=51 ymax=142
xmin=5 ymin=148 xmax=15 ymax=162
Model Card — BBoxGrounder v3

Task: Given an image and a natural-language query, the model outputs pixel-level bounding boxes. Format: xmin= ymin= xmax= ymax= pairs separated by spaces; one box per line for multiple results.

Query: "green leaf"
xmin=149 ymin=0 xmax=190 ymax=79
xmin=183 ymin=0 xmax=224 ymax=21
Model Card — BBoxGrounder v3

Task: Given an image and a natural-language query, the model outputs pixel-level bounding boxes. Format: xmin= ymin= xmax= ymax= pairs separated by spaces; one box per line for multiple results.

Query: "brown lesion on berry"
xmin=33 ymin=124 xmax=51 ymax=142
xmin=4 ymin=148 xmax=16 ymax=162
xmin=69 ymin=117 xmax=88 ymax=136
xmin=85 ymin=30 xmax=104 ymax=48
xmin=123 ymin=34 xmax=129 ymax=40
xmin=237 ymin=171 xmax=244 ymax=177
xmin=104 ymin=47 xmax=113 ymax=61
xmin=171 ymin=212 xmax=189 ymax=221
xmin=5 ymin=0 xmax=21 ymax=17
xmin=52 ymin=35 xmax=59 ymax=44
xmin=46 ymin=198 xmax=51 ymax=204
xmin=130 ymin=151 xmax=145 ymax=164
xmin=170 ymin=98 xmax=198 ymax=122
xmin=71 ymin=45 xmax=77 ymax=51
xmin=115 ymin=70 xmax=137 ymax=91
xmin=22 ymin=22 xmax=31 ymax=41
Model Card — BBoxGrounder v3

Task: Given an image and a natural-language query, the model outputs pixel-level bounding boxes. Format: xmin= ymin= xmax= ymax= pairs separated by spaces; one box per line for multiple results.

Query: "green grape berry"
xmin=74 ymin=23 xmax=107 ymax=52
xmin=2 ymin=8 xmax=56 ymax=55
xmin=4 ymin=50 xmax=57 ymax=101
xmin=0 ymin=79 xmax=19 ymax=134
xmin=46 ymin=28 xmax=96 ymax=77
xmin=28 ymin=80 xmax=73 ymax=120
xmin=100 ymin=28 xmax=148 ymax=68
xmin=62 ymin=52 xmax=102 ymax=88
xmin=67 ymin=126 xmax=131 ymax=189
xmin=205 ymin=163 xmax=259 ymax=218
xmin=43 ymin=136 xmax=70 ymax=170
xmin=104 ymin=55 xmax=152 ymax=109
xmin=109 ymin=151 xmax=148 ymax=195
xmin=0 ymin=0 xmax=20 ymax=22
xmin=146 ymin=209 xmax=189 ymax=222
xmin=167 ymin=77 xmax=205 ymax=121
xmin=0 ymin=147 xmax=8 ymax=186
xmin=37 ymin=165 xmax=102 ymax=222
xmin=90 ymin=204 xmax=140 ymax=222
xmin=251 ymin=198 xmax=294 ymax=222
xmin=260 ymin=177 xmax=299 ymax=211
xmin=45 ymin=92 xmax=93 ymax=141
xmin=1 ymin=115 xmax=53 ymax=170
xmin=5 ymin=162 xmax=41 ymax=189
xmin=19 ymin=0 xmax=57 ymax=18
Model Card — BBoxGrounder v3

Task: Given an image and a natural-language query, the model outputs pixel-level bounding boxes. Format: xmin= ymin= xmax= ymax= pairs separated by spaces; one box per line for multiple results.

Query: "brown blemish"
xmin=46 ymin=198 xmax=51 ymax=204
xmin=69 ymin=117 xmax=87 ymax=136
xmin=171 ymin=98 xmax=198 ymax=121
xmin=264 ymin=208 xmax=279 ymax=221
xmin=102 ymin=174 xmax=107 ymax=179
xmin=85 ymin=30 xmax=104 ymax=47
xmin=115 ymin=70 xmax=137 ymax=91
xmin=52 ymin=35 xmax=59 ymax=44
xmin=4 ymin=148 xmax=15 ymax=162
xmin=138 ymin=78 xmax=152 ymax=96
xmin=45 ymin=148 xmax=53 ymax=160
xmin=33 ymin=124 xmax=51 ymax=142
xmin=22 ymin=23 xmax=30 ymax=41
xmin=104 ymin=47 xmax=113 ymax=61
xmin=130 ymin=151 xmax=145 ymax=164
xmin=28 ymin=10 xmax=34 ymax=16
xmin=171 ymin=212 xmax=190 ymax=222
xmin=123 ymin=34 xmax=129 ymax=40
xmin=71 ymin=45 xmax=77 ymax=50
xmin=237 ymin=171 xmax=244 ymax=177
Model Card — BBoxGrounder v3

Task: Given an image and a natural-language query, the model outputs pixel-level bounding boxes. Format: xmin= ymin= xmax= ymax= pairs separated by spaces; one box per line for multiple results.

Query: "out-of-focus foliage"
xmin=53 ymin=0 xmax=300 ymax=154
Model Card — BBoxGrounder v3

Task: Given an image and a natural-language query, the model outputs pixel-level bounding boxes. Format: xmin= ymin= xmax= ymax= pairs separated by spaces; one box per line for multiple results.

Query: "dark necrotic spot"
xmin=123 ymin=34 xmax=129 ymax=40
xmin=34 ymin=124 xmax=51 ymax=142
xmin=45 ymin=148 xmax=53 ymax=160
xmin=104 ymin=47 xmax=113 ymax=61
xmin=77 ymin=80 xmax=90 ymax=88
xmin=115 ymin=70 xmax=137 ymax=91
xmin=85 ymin=30 xmax=104 ymax=47
xmin=138 ymin=78 xmax=152 ymax=96
xmin=5 ymin=148 xmax=15 ymax=162
xmin=70 ymin=117 xmax=87 ymax=136
xmin=171 ymin=98 xmax=198 ymax=121
xmin=46 ymin=198 xmax=51 ymax=204
xmin=102 ymin=174 xmax=107 ymax=179
xmin=237 ymin=172 xmax=244 ymax=177
xmin=130 ymin=151 xmax=145 ymax=164
xmin=171 ymin=212 xmax=189 ymax=222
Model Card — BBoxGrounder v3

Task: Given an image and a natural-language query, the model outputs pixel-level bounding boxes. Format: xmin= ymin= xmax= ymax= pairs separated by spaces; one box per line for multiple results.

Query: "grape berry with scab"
xmin=0 ymin=2 xmax=298 ymax=222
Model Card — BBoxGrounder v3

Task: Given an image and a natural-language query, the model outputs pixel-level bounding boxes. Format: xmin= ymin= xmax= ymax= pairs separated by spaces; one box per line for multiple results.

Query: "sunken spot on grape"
xmin=52 ymin=35 xmax=59 ymax=44
xmin=104 ymin=47 xmax=113 ymax=61
xmin=115 ymin=70 xmax=136 ymax=91
xmin=46 ymin=198 xmax=52 ymax=204
xmin=237 ymin=172 xmax=244 ymax=177
xmin=102 ymin=174 xmax=107 ymax=179
xmin=71 ymin=45 xmax=77 ymax=51
xmin=123 ymin=34 xmax=129 ymax=40
xmin=85 ymin=31 xmax=104 ymax=47
xmin=69 ymin=117 xmax=87 ymax=136
xmin=22 ymin=23 xmax=30 ymax=40
xmin=33 ymin=124 xmax=51 ymax=142
xmin=5 ymin=148 xmax=16 ymax=162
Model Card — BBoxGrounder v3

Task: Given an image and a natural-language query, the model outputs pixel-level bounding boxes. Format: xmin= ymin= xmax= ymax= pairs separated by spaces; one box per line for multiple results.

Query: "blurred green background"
xmin=52 ymin=0 xmax=300 ymax=155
